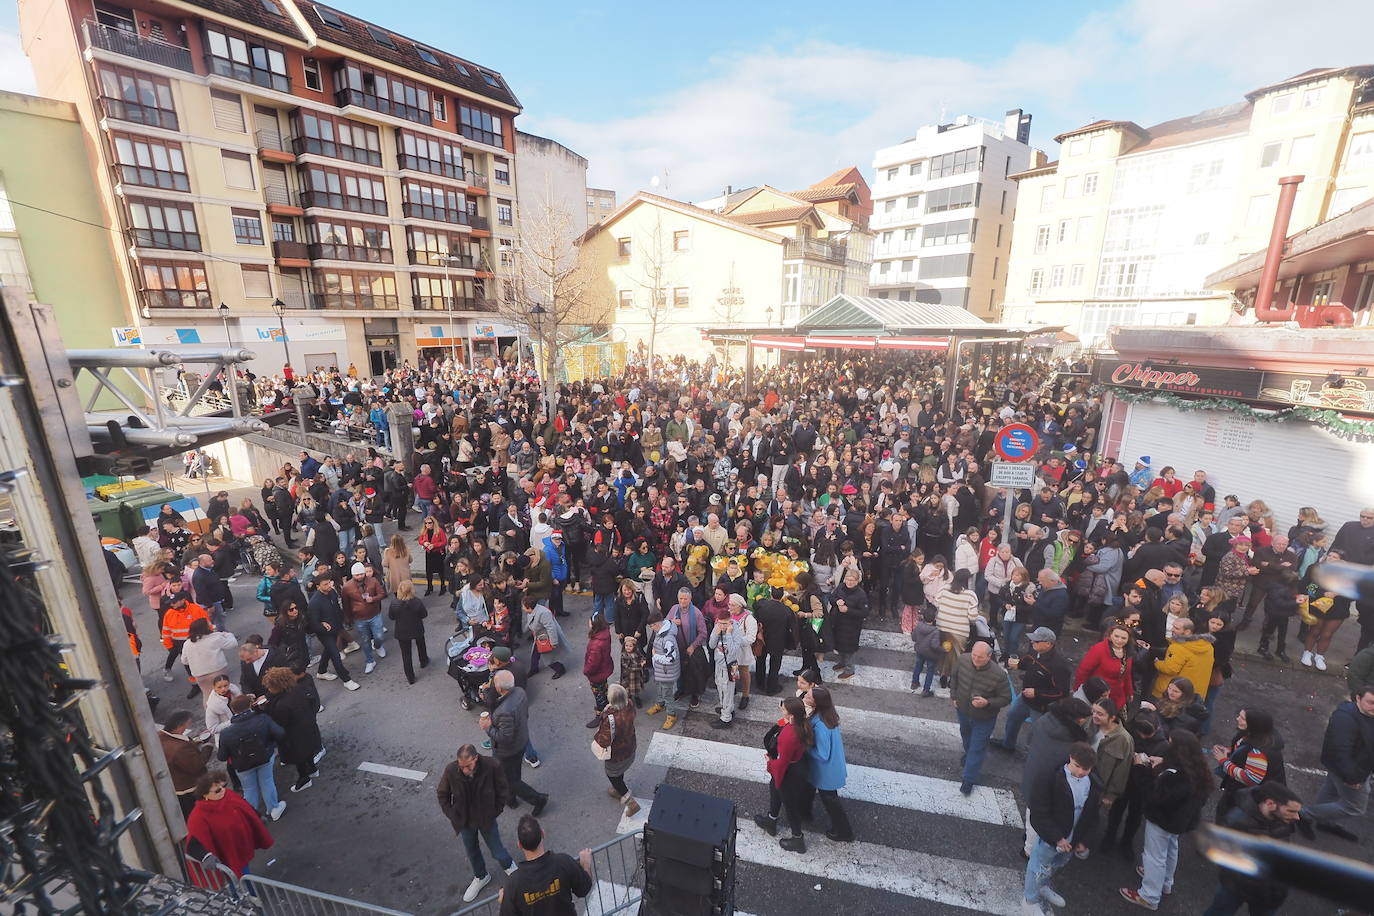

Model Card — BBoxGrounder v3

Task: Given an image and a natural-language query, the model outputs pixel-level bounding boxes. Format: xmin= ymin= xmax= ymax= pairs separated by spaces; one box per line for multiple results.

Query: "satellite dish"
xmin=649 ymin=175 xmax=660 ymax=188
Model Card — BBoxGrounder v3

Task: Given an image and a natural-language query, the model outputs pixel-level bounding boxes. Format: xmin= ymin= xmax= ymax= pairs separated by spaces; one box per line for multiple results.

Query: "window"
xmin=96 ymin=65 xmax=178 ymax=130
xmin=1049 ymin=265 xmax=1064 ymax=288
xmin=311 ymin=268 xmax=398 ymax=309
xmin=1039 ymin=184 xmax=1057 ymax=212
xmin=111 ymin=133 xmax=189 ymax=192
xmin=1083 ymin=173 xmax=1099 ymax=196
xmin=928 ymin=146 xmax=984 ymax=179
xmin=901 ymin=259 xmax=914 ymax=273
xmin=401 ymin=179 xmax=467 ymax=223
xmin=905 ymin=195 xmax=920 ymax=210
xmin=903 ymin=228 xmax=918 ymax=246
xmin=203 ymin=24 xmax=289 ymax=92
xmin=918 ymin=253 xmax=973 ymax=279
xmin=301 ymin=165 xmax=388 ymax=215
xmin=1095 ymin=256 xmax=1155 ymax=297
xmin=210 ymin=89 xmax=245 ymax=132
xmin=481 ymin=71 xmax=502 ymax=88
xmin=498 ymin=237 xmax=513 ymax=265
xmin=1028 ymin=268 xmax=1044 ymax=294
xmin=1271 ymin=92 xmax=1293 ymax=114
xmin=416 ymin=47 xmax=439 ymax=65
xmin=672 ymin=230 xmax=689 ymax=251
xmin=1000 ymin=190 xmax=1007 ymax=214
xmin=496 ymin=199 xmax=513 ymax=226
xmin=1331 ymin=186 xmax=1368 ymax=216
xmin=1069 ymin=264 xmax=1084 ymax=286
xmin=128 ymin=198 xmax=199 ymax=250
xmin=1089 ymin=134 xmax=1106 ymax=155
xmin=878 ymin=261 xmax=890 ymax=274
xmin=453 ymin=61 xmax=471 ymax=77
xmin=1289 ymin=135 xmax=1314 ymax=165
xmin=996 ymin=224 xmax=1002 ymax=246
xmin=909 ymin=162 xmax=922 ymax=176
xmin=925 ymin=183 xmax=979 ymax=213
xmin=991 ymin=256 xmax=998 ymax=278
xmin=315 ymin=5 xmax=346 ymax=29
xmin=334 ymin=63 xmax=433 ymax=126
xmin=221 ymin=151 xmax=255 ymax=189
xmin=1076 ymin=216 xmax=1092 ymax=243
xmin=458 ymin=101 xmax=504 ymax=147
xmin=294 ymin=111 xmax=382 ymax=166
xmin=672 ymin=287 xmax=689 ymax=308
xmin=881 ymin=230 xmax=893 ymax=244
xmin=1302 ymin=87 xmax=1323 ymax=108
xmin=1067 ymin=138 xmax=1084 ymax=156
xmin=1344 ymin=132 xmax=1374 ymax=171
xmin=232 ymin=208 xmax=264 ymax=245
xmin=140 ymin=258 xmax=210 ymax=308
xmin=303 ymin=57 xmax=322 ymax=91
xmin=921 ymin=218 xmax=975 ymax=247
xmin=886 ymin=168 xmax=898 ymax=181
xmin=493 ymin=158 xmax=510 ymax=184
xmin=1057 ymin=219 xmax=1070 ymax=243
xmin=618 ymin=289 xmax=633 ymax=309
xmin=617 ymin=238 xmax=631 ymax=259
xmin=432 ymin=95 xmax=447 ymax=122
xmin=1063 ymin=175 xmax=1080 ymax=199
xmin=241 ymin=265 xmax=272 ymax=298
xmin=784 ymin=262 xmax=801 ymax=303
xmin=1185 ymin=160 xmax=1223 ymax=193
xmin=272 ymin=219 xmax=295 ymax=242
xmin=364 ymin=25 xmax=395 ymax=49
xmin=1102 ymin=205 xmax=1164 ymax=253
xmin=396 ymin=129 xmax=462 ymax=178
xmin=1259 ymin=142 xmax=1282 ymax=168
xmin=1245 ymin=194 xmax=1273 ymax=229
xmin=1034 ymin=225 xmax=1050 ymax=254
xmin=309 ymin=217 xmax=392 ymax=262
xmin=884 ymin=199 xmax=896 ymax=213
xmin=0 ymin=237 xmax=32 ymax=297
xmin=405 ymin=227 xmax=469 ymax=266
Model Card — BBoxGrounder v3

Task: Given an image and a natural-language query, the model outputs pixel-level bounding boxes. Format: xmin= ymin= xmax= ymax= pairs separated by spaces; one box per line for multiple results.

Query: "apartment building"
xmin=869 ymin=109 xmax=1036 ymax=320
xmin=18 ymin=0 xmax=523 ymax=374
xmin=586 ymin=187 xmax=616 ymax=226
xmin=1001 ymin=66 xmax=1374 ymax=345
xmin=514 ymin=130 xmax=587 ymax=244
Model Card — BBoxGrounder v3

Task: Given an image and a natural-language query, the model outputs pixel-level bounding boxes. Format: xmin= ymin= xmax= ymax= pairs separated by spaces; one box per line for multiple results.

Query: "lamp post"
xmin=270 ymin=298 xmax=292 ymax=379
xmin=217 ymin=302 xmax=240 ymax=417
xmin=435 ymin=253 xmax=464 ymax=368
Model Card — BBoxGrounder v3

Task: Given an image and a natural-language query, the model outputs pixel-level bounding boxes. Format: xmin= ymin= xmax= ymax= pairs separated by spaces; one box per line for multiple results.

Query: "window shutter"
xmin=221 ymin=151 xmax=255 ymax=189
xmin=211 ymin=90 xmax=245 ymax=131
xmin=241 ymin=265 xmax=272 ymax=298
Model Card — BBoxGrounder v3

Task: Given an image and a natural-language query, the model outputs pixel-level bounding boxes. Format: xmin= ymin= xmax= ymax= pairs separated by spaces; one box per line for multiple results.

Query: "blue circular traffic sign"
xmin=994 ymin=423 xmax=1040 ymax=462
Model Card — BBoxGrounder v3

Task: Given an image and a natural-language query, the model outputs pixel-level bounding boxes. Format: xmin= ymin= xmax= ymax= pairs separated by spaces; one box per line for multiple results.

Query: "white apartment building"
xmin=869 ymin=109 xmax=1036 ymax=319
xmin=1002 ymin=66 xmax=1374 ymax=345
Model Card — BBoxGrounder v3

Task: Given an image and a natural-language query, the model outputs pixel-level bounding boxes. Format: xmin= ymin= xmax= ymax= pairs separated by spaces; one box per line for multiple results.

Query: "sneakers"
xmin=1119 ymin=888 xmax=1158 ymax=910
xmin=753 ymin=813 xmax=778 ymax=836
xmin=1301 ymin=650 xmax=1314 ymax=667
xmin=269 ymin=801 xmax=287 ymax=821
xmin=920 ymin=689 xmax=935 ymax=698
xmin=504 ymin=862 xmax=519 ymax=876
xmin=290 ymin=777 xmax=313 ymax=793
xmin=343 ymin=642 xmax=361 ymax=655
xmin=662 ymin=715 xmax=678 ymax=730
xmin=737 ymin=695 xmax=750 ymax=710
xmin=688 ymin=696 xmax=700 ymax=709
xmin=608 ymin=786 xmax=624 ymax=800
xmin=318 ymin=671 xmax=339 ymax=681
xmin=779 ymin=835 xmax=806 ymax=853
xmin=482 ymin=739 xmax=492 ymax=749
xmin=1315 ymin=654 xmax=1328 ymax=671
xmin=364 ymin=661 xmax=377 ymax=675
xmin=524 ymin=755 xmax=541 ymax=768
xmin=1039 ymin=886 xmax=1065 ymax=908
xmin=1135 ymin=866 xmax=1171 ymax=894
xmin=314 ymin=747 xmax=327 ymax=764
xmin=531 ymin=794 xmax=549 ymax=817
xmin=644 ymin=703 xmax=665 ymax=715
xmin=1021 ymin=900 xmax=1047 ymax=915
xmin=343 ymin=679 xmax=360 ymax=691
xmin=162 ymin=672 xmax=174 ymax=682
xmin=624 ymin=797 xmax=641 ymax=817
xmin=710 ymin=718 xmax=733 ymax=730
xmin=308 ymin=655 xmax=321 ymax=667
xmin=375 ymin=645 xmax=386 ymax=658
xmin=463 ymin=875 xmax=491 ymax=903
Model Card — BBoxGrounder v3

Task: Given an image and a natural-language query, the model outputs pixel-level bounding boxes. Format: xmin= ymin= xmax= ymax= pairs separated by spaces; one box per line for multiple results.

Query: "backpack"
xmin=230 ymin=723 xmax=271 ymax=770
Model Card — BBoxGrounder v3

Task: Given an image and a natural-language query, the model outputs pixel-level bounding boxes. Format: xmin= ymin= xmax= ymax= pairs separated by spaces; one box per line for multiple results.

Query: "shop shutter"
xmin=241 ymin=265 xmax=272 ymax=298
xmin=210 ymin=90 xmax=245 ymax=132
xmin=1116 ymin=399 xmax=1371 ymax=532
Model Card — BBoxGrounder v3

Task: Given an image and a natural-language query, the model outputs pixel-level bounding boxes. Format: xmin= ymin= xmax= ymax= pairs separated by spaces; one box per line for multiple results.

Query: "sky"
xmin=3 ymin=0 xmax=1372 ymax=201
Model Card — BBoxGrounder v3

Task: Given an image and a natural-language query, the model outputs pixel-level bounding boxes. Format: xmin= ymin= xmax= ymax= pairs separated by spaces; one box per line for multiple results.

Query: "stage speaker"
xmin=640 ymin=784 xmax=737 ymax=916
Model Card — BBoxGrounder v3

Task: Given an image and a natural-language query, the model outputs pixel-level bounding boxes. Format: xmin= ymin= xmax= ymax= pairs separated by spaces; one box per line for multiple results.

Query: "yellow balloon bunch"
xmin=752 ymin=549 xmax=810 ymax=590
xmin=1297 ymin=594 xmax=1333 ymax=626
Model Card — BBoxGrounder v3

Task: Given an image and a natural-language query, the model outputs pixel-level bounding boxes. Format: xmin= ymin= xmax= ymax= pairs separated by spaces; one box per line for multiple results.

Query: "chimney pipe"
xmin=1252 ymin=175 xmax=1304 ymax=322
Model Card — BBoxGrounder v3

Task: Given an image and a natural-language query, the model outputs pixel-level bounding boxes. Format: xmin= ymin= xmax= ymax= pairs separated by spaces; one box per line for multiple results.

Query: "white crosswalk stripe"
xmin=727 ymin=696 xmax=963 ymax=748
xmin=782 ymin=653 xmax=941 ymax=694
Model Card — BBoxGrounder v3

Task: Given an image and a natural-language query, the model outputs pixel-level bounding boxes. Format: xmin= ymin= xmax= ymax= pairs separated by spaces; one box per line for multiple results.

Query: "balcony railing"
xmin=97 ymin=95 xmax=179 ymax=131
xmin=309 ymin=293 xmax=399 ymax=310
xmin=299 ymin=190 xmax=388 ymax=216
xmin=466 ymin=171 xmax=489 ymax=190
xmin=128 ymin=227 xmax=201 ymax=252
xmin=307 ymin=242 xmax=393 ymax=264
xmin=273 ymin=239 xmax=308 ymax=260
xmin=292 ymin=135 xmax=382 ymax=168
xmin=408 ymin=250 xmax=475 ymax=269
xmin=401 ymin=202 xmax=470 ymax=225
xmin=255 ymin=128 xmax=290 ymax=152
xmin=141 ymin=289 xmax=211 ymax=309
xmin=469 ymin=214 xmax=490 ymax=231
xmin=335 ymin=88 xmax=432 ymax=127
xmin=396 ymin=154 xmax=464 ymax=180
xmin=83 ymin=21 xmax=193 ymax=72
xmin=412 ymin=295 xmax=495 ymax=312
xmin=784 ymin=238 xmax=846 ymax=262
xmin=206 ymin=55 xmax=290 ymax=93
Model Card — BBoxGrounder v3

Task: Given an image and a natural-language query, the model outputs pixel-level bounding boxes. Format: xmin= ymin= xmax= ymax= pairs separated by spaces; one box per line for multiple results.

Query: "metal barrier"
xmin=179 ymin=845 xmax=243 ymax=896
xmin=240 ymin=874 xmax=415 ymax=915
xmin=449 ymin=829 xmax=644 ymax=916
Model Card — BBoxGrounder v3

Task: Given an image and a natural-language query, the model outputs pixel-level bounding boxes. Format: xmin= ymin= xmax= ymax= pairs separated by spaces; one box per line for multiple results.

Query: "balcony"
xmin=413 ymin=296 xmax=495 ymax=312
xmin=255 ymin=129 xmax=295 ymax=164
xmin=127 ymin=227 xmax=200 ymax=252
xmin=206 ymin=55 xmax=290 ymax=93
xmin=396 ymin=154 xmax=464 ymax=181
xmin=97 ymin=95 xmax=178 ymax=131
xmin=299 ymin=190 xmax=388 ymax=216
xmin=83 ymin=21 xmax=193 ymax=72
xmin=309 ymin=293 xmax=399 ymax=310
xmin=469 ymin=214 xmax=490 ymax=231
xmin=273 ymin=239 xmax=309 ymax=267
xmin=307 ymin=242 xmax=394 ymax=264
xmin=335 ymin=88 xmax=432 ymax=127
xmin=401 ymin=202 xmax=471 ymax=225
xmin=141 ymin=289 xmax=211 ymax=309
xmin=784 ymin=238 xmax=847 ymax=263
xmin=407 ymin=250 xmax=475 ymax=269
xmin=293 ymin=135 xmax=382 ymax=168
xmin=265 ymin=184 xmax=304 ymax=216
xmin=466 ymin=171 xmax=489 ymax=193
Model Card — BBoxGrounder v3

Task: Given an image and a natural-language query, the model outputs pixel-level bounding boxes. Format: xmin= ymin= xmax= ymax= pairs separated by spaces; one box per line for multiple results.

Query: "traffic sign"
xmin=993 ymin=423 xmax=1040 ymax=462
xmin=990 ymin=461 xmax=1037 ymax=488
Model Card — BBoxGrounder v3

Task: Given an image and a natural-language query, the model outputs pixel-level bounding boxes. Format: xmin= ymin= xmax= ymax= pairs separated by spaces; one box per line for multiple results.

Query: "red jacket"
xmin=1073 ymin=638 xmax=1134 ymax=708
xmin=413 ymin=473 xmax=438 ymax=500
xmin=186 ymin=789 xmax=273 ymax=876
xmin=419 ymin=526 xmax=448 ymax=553
xmin=583 ymin=627 xmax=614 ymax=683
xmin=766 ymin=722 xmax=806 ymax=787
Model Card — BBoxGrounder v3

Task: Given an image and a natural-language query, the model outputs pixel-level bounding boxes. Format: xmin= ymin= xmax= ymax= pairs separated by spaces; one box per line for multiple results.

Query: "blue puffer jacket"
xmin=806 ymin=719 xmax=848 ymax=791
xmin=1030 ymin=584 xmax=1070 ymax=632
xmin=1320 ymin=700 xmax=1374 ymax=785
xmin=542 ymin=536 xmax=568 ymax=582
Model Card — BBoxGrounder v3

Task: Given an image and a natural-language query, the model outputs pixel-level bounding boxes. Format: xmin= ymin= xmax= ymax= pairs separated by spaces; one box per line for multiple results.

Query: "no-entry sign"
xmin=993 ymin=423 xmax=1039 ymax=462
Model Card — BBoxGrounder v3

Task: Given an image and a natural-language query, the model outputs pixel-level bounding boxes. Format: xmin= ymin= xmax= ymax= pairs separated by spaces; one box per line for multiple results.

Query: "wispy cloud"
xmin=529 ymin=0 xmax=1371 ymax=201
xmin=0 ymin=29 xmax=38 ymax=95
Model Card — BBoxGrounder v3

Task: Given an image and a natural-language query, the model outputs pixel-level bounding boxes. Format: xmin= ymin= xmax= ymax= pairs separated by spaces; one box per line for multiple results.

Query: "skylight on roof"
xmin=481 ymin=71 xmax=501 ymax=88
xmin=315 ymin=5 xmax=345 ymax=29
xmin=416 ymin=47 xmax=439 ymax=65
xmin=259 ymin=0 xmax=282 ymax=15
xmin=365 ymin=25 xmax=396 ymax=48
xmin=454 ymin=62 xmax=471 ymax=76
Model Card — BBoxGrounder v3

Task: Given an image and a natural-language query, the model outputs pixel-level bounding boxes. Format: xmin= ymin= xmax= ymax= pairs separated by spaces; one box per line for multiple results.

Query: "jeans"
xmin=1139 ymin=821 xmax=1179 ymax=905
xmin=338 ymin=527 xmax=356 ymax=555
xmin=398 ymin=635 xmax=429 ymax=683
xmin=655 ymin=679 xmax=684 ymax=715
xmin=1024 ymin=838 xmax=1072 ymax=904
xmin=498 ymin=753 xmax=542 ymax=804
xmin=415 ymin=498 xmax=435 ymax=520
xmin=459 ymin=822 xmax=513 ymax=879
xmin=237 ymin=753 xmax=280 ymax=813
xmin=593 ymin=593 xmax=615 ymax=623
xmin=912 ymin=656 xmax=938 ymax=691
xmin=354 ymin=615 xmax=385 ymax=665
xmin=1001 ymin=619 xmax=1024 ymax=659
xmin=1202 ymin=882 xmax=1279 ymax=916
xmin=1305 ymin=772 xmax=1370 ymax=821
xmin=999 ymin=694 xmax=1042 ymax=748
xmin=207 ymin=601 xmax=226 ymax=632
xmin=956 ymin=711 xmax=997 ymax=788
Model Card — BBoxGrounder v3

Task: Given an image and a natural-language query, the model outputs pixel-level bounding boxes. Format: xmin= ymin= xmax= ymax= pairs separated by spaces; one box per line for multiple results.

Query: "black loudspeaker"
xmin=640 ymin=784 xmax=737 ymax=916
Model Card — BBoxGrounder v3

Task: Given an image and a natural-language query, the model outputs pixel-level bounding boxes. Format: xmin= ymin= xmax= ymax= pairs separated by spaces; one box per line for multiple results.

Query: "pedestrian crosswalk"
xmin=611 ymin=622 xmax=1037 ymax=915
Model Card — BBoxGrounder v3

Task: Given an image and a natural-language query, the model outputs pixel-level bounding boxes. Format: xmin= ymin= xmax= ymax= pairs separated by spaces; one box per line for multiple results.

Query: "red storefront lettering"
xmin=1110 ymin=362 xmax=1203 ymax=390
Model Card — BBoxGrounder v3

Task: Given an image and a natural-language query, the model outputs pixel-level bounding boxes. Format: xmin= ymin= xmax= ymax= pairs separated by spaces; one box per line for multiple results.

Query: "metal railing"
xmin=274 ymin=239 xmax=309 ymax=260
xmin=241 ymin=875 xmax=414 ymax=915
xmin=255 ymin=128 xmax=292 ymax=153
xmin=265 ymin=184 xmax=298 ymax=208
xmin=83 ymin=20 xmax=194 ymax=72
xmin=449 ymin=830 xmax=645 ymax=916
xmin=784 ymin=237 xmax=846 ymax=262
xmin=466 ymin=171 xmax=490 ymax=190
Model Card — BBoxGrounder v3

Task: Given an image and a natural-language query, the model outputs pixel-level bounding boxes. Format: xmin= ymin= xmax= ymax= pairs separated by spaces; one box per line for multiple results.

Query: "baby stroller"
xmin=446 ymin=631 xmax=495 ymax=710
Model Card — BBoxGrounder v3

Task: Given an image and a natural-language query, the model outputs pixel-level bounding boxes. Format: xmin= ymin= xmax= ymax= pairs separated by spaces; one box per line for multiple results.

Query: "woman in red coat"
xmin=1073 ymin=623 xmax=1135 ymax=709
xmin=186 ymin=771 xmax=273 ymax=876
xmin=583 ymin=614 xmax=615 ymax=727
xmin=752 ymin=697 xmax=813 ymax=853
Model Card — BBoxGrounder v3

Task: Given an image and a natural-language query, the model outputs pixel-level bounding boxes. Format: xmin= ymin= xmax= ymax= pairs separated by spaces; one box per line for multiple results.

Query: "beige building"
xmin=0 ymin=91 xmax=130 ymax=348
xmin=1002 ymin=66 xmax=1374 ymax=345
xmin=586 ymin=187 xmax=616 ymax=226
xmin=19 ymin=0 xmax=525 ymax=374
xmin=514 ymin=130 xmax=587 ymax=243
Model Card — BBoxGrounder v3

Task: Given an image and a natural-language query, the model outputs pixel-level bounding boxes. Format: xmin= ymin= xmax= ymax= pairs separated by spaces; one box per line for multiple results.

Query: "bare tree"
xmin=493 ymin=198 xmax=608 ymax=415
xmin=631 ymin=215 xmax=676 ymax=377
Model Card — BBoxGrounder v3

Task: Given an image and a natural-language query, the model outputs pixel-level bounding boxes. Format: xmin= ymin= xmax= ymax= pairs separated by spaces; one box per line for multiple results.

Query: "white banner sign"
xmin=989 ymin=461 xmax=1037 ymax=488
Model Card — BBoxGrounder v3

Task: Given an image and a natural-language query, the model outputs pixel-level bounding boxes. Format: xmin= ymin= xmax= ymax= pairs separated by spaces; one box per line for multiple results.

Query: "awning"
xmin=806 ymin=335 xmax=877 ymax=349
xmin=875 ymin=337 xmax=948 ymax=350
xmin=751 ymin=336 xmax=806 ymax=351
xmin=416 ymin=336 xmax=466 ymax=347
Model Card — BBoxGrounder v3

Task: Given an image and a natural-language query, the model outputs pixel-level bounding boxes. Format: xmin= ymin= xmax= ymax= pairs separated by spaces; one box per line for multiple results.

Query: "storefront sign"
xmin=1094 ymin=360 xmax=1262 ymax=399
xmin=112 ymin=327 xmax=142 ymax=346
xmin=1259 ymin=371 xmax=1374 ymax=413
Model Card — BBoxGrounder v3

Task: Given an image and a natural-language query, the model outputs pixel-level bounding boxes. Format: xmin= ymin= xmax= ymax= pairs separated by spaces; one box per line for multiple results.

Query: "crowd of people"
xmin=136 ymin=348 xmax=1374 ymax=914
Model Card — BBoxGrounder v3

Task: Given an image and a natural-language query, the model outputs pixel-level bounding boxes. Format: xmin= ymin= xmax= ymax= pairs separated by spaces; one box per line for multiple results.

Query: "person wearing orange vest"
xmin=160 ymin=591 xmax=210 ymax=684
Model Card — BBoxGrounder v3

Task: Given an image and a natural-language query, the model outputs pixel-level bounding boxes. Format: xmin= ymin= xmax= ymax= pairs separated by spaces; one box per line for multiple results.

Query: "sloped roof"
xmin=1053 ymin=119 xmax=1144 ymax=144
xmin=181 ymin=0 xmax=306 ymax=40
xmin=1244 ymin=66 xmax=1374 ymax=101
xmin=796 ymin=295 xmax=988 ymax=332
xmin=788 ymin=184 xmax=858 ymax=203
xmin=721 ymin=185 xmax=807 ymax=214
xmin=728 ymin=205 xmax=818 ymax=226
xmin=1010 ymin=160 xmax=1058 ymax=180
xmin=576 ymin=192 xmax=787 ymax=246
xmin=1127 ymin=102 xmax=1253 ymax=154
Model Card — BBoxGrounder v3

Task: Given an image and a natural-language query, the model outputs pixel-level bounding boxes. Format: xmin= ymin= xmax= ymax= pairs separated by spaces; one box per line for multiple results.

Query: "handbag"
xmin=763 ymin=722 xmax=781 ymax=759
xmin=591 ymin=712 xmax=614 ymax=761
xmin=535 ymin=632 xmax=555 ymax=654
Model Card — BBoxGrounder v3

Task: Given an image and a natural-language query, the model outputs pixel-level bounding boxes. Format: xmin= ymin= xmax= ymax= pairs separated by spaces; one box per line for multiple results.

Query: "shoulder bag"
xmin=591 ymin=711 xmax=614 ymax=761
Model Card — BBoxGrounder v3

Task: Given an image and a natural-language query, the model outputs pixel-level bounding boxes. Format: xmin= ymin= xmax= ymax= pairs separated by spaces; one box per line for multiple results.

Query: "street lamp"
xmin=218 ymin=302 xmax=233 ymax=347
xmin=529 ymin=303 xmax=546 ymax=381
xmin=435 ymin=253 xmax=465 ymax=367
xmin=269 ymin=298 xmax=292 ymax=378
